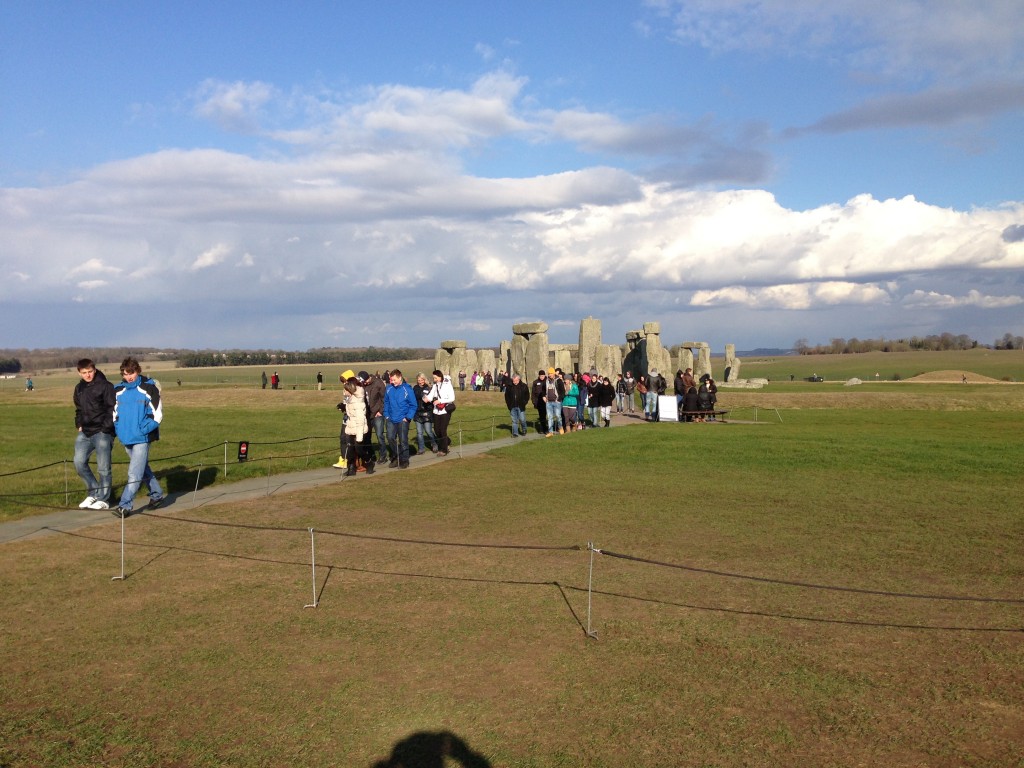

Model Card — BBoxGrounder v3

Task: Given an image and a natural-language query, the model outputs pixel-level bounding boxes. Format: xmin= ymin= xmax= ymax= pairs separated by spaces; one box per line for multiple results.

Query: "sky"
xmin=2 ymin=0 xmax=1023 ymax=354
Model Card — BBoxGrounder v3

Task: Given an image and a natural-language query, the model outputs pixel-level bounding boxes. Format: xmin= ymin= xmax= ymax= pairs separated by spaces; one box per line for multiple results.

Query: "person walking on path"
xmin=112 ymin=357 xmax=164 ymax=517
xmin=413 ymin=372 xmax=440 ymax=455
xmin=72 ymin=358 xmax=116 ymax=510
xmin=428 ymin=370 xmax=456 ymax=455
xmin=383 ymin=369 xmax=417 ymax=468
xmin=504 ymin=372 xmax=530 ymax=437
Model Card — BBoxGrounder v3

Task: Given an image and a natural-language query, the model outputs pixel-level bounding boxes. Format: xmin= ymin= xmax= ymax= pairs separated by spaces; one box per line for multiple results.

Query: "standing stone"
xmin=449 ymin=347 xmax=475 ymax=379
xmin=435 ymin=340 xmax=466 ymax=376
xmin=499 ymin=340 xmax=512 ymax=375
xmin=594 ymin=344 xmax=622 ymax=379
xmin=513 ymin=322 xmax=549 ymax=379
xmin=623 ymin=330 xmax=644 ymax=376
xmin=434 ymin=348 xmax=452 ymax=376
xmin=477 ymin=349 xmax=497 ymax=378
xmin=643 ymin=322 xmax=672 ymax=377
xmin=675 ymin=346 xmax=694 ymax=375
xmin=511 ymin=334 xmax=528 ymax=378
xmin=577 ymin=317 xmax=601 ymax=376
xmin=695 ymin=343 xmax=712 ymax=381
xmin=724 ymin=344 xmax=741 ymax=382
xmin=553 ymin=348 xmax=573 ymax=373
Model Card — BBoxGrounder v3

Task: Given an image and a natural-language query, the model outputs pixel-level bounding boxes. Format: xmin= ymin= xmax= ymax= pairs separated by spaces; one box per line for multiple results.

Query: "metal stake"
xmin=192 ymin=463 xmax=203 ymax=506
xmin=304 ymin=528 xmax=318 ymax=608
xmin=111 ymin=513 xmax=125 ymax=581
xmin=586 ymin=542 xmax=599 ymax=639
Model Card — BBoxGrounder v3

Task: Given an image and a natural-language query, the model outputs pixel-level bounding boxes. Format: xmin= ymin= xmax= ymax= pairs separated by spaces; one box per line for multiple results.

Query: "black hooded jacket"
xmin=74 ymin=369 xmax=116 ymax=436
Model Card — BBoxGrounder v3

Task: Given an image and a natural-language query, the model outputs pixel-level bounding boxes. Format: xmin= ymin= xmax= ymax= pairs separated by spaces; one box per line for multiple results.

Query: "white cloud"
xmin=192 ymin=79 xmax=277 ymax=132
xmin=190 ymin=244 xmax=231 ymax=270
xmin=650 ymin=0 xmax=1024 ymax=81
xmin=902 ymin=289 xmax=1023 ymax=309
xmin=68 ymin=258 xmax=121 ymax=277
xmin=691 ymin=281 xmax=891 ymax=310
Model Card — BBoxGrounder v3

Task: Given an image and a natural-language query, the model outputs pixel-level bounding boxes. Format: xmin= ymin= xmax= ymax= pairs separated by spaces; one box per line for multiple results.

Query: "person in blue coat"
xmin=383 ymin=369 xmax=418 ymax=468
xmin=112 ymin=357 xmax=164 ymax=517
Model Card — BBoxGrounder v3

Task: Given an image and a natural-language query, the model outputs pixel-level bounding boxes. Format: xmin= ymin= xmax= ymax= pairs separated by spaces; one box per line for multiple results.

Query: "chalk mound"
xmin=905 ymin=370 xmax=1002 ymax=383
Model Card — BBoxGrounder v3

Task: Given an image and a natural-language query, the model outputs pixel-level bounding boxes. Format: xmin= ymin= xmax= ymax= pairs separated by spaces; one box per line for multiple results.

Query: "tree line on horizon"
xmin=794 ymin=332 xmax=1024 ymax=355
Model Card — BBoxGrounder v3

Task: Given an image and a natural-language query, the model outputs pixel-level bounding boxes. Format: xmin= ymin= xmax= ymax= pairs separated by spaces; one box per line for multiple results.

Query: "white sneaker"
xmin=88 ymin=499 xmax=110 ymax=510
xmin=79 ymin=496 xmax=96 ymax=509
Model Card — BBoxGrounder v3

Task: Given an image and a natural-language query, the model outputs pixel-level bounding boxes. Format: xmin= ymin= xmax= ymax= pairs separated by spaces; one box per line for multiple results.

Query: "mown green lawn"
xmin=1 ymin=367 xmax=1022 ymax=767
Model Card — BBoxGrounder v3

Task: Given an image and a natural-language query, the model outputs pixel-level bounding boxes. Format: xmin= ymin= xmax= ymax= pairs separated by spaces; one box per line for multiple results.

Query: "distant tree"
xmin=0 ymin=357 xmax=21 ymax=374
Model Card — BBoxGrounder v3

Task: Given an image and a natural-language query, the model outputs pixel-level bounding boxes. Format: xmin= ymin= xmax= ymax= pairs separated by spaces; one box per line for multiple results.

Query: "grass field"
xmin=1 ymin=354 xmax=1023 ymax=767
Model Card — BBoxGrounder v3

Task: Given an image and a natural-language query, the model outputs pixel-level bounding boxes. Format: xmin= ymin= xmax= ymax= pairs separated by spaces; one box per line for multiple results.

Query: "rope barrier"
xmin=137 ymin=510 xmax=582 ymax=551
xmin=596 ymin=548 xmax=1024 ymax=604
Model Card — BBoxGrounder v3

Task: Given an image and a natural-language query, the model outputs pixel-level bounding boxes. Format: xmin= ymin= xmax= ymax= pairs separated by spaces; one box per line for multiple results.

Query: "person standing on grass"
xmin=73 ymin=358 xmax=116 ymax=511
xmin=561 ymin=372 xmax=580 ymax=431
xmin=412 ymin=372 xmax=440 ymax=455
xmin=316 ymin=371 xmax=324 ymax=391
xmin=383 ymin=369 xmax=417 ymax=469
xmin=112 ymin=357 xmax=164 ymax=517
xmin=504 ymin=372 xmax=531 ymax=437
xmin=335 ymin=372 xmax=372 ymax=476
xmin=261 ymin=370 xmax=268 ymax=389
xmin=542 ymin=366 xmax=565 ymax=436
xmin=360 ymin=370 xmax=389 ymax=464
xmin=623 ymin=370 xmax=636 ymax=413
xmin=429 ymin=370 xmax=456 ymax=455
xmin=531 ymin=369 xmax=549 ymax=435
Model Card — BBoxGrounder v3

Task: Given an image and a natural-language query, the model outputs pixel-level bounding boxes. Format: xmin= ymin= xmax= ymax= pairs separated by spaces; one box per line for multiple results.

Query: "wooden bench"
xmin=678 ymin=410 xmax=729 ymax=422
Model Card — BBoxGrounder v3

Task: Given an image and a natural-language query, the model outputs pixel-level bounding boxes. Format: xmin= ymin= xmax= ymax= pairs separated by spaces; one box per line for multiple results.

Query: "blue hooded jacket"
xmin=383 ymin=380 xmax=418 ymax=423
xmin=113 ymin=376 xmax=163 ymax=445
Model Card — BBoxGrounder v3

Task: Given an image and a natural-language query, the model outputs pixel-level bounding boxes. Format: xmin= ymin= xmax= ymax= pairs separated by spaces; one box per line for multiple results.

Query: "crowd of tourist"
xmin=328 ymin=364 xmax=721 ymax=472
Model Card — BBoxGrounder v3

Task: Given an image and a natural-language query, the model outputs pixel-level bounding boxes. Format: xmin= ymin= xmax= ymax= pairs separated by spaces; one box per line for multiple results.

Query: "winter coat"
xmin=343 ymin=385 xmax=368 ymax=437
xmin=74 ymin=369 xmax=116 ymax=436
xmin=113 ymin=376 xmax=162 ymax=445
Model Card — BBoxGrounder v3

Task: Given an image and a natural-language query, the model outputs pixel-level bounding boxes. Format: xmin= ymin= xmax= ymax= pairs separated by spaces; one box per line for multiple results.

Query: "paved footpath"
xmin=1 ymin=415 xmax=652 ymax=544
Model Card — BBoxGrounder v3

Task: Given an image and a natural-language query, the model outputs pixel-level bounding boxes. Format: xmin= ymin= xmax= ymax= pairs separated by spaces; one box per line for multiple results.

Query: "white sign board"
xmin=657 ymin=395 xmax=678 ymax=422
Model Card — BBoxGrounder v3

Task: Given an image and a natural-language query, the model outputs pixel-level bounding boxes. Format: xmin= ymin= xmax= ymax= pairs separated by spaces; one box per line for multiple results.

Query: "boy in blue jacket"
xmin=112 ymin=357 xmax=165 ymax=517
xmin=383 ymin=369 xmax=418 ymax=469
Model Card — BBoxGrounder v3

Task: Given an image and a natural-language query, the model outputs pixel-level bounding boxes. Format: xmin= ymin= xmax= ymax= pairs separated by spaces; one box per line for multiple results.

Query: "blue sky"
xmin=2 ymin=0 xmax=1022 ymax=354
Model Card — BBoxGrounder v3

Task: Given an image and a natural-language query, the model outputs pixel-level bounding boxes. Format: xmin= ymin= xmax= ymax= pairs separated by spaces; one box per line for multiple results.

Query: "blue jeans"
xmin=546 ymin=401 xmax=563 ymax=432
xmin=646 ymin=391 xmax=658 ymax=418
xmin=386 ymin=420 xmax=411 ymax=465
xmin=616 ymin=392 xmax=625 ymax=412
xmin=118 ymin=442 xmax=163 ymax=509
xmin=74 ymin=431 xmax=113 ymax=502
xmin=371 ymin=414 xmax=388 ymax=462
xmin=414 ymin=416 xmax=437 ymax=453
xmin=509 ymin=407 xmax=528 ymax=436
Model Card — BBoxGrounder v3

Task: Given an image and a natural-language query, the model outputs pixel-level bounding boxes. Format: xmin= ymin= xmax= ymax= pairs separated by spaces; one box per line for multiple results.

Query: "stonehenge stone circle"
xmin=434 ymin=318 xmax=741 ymax=384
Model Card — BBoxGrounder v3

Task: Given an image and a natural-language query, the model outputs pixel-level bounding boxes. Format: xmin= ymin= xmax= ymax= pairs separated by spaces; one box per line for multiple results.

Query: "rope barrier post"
xmin=224 ymin=440 xmax=228 ymax=478
xmin=111 ymin=513 xmax=126 ymax=581
xmin=303 ymin=528 xmax=318 ymax=608
xmin=458 ymin=427 xmax=463 ymax=458
xmin=192 ymin=463 xmax=203 ymax=506
xmin=304 ymin=436 xmax=311 ymax=468
xmin=266 ymin=456 xmax=273 ymax=496
xmin=585 ymin=542 xmax=599 ymax=640
xmin=64 ymin=459 xmax=70 ymax=507
xmin=490 ymin=416 xmax=494 ymax=442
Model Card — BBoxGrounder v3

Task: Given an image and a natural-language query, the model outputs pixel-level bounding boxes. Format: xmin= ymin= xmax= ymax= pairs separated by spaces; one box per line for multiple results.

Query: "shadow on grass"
xmin=371 ymin=730 xmax=491 ymax=767
xmin=162 ymin=465 xmax=219 ymax=495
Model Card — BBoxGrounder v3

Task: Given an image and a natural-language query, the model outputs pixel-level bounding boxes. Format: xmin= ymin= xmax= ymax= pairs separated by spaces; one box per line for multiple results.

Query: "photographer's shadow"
xmin=371 ymin=730 xmax=491 ymax=768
